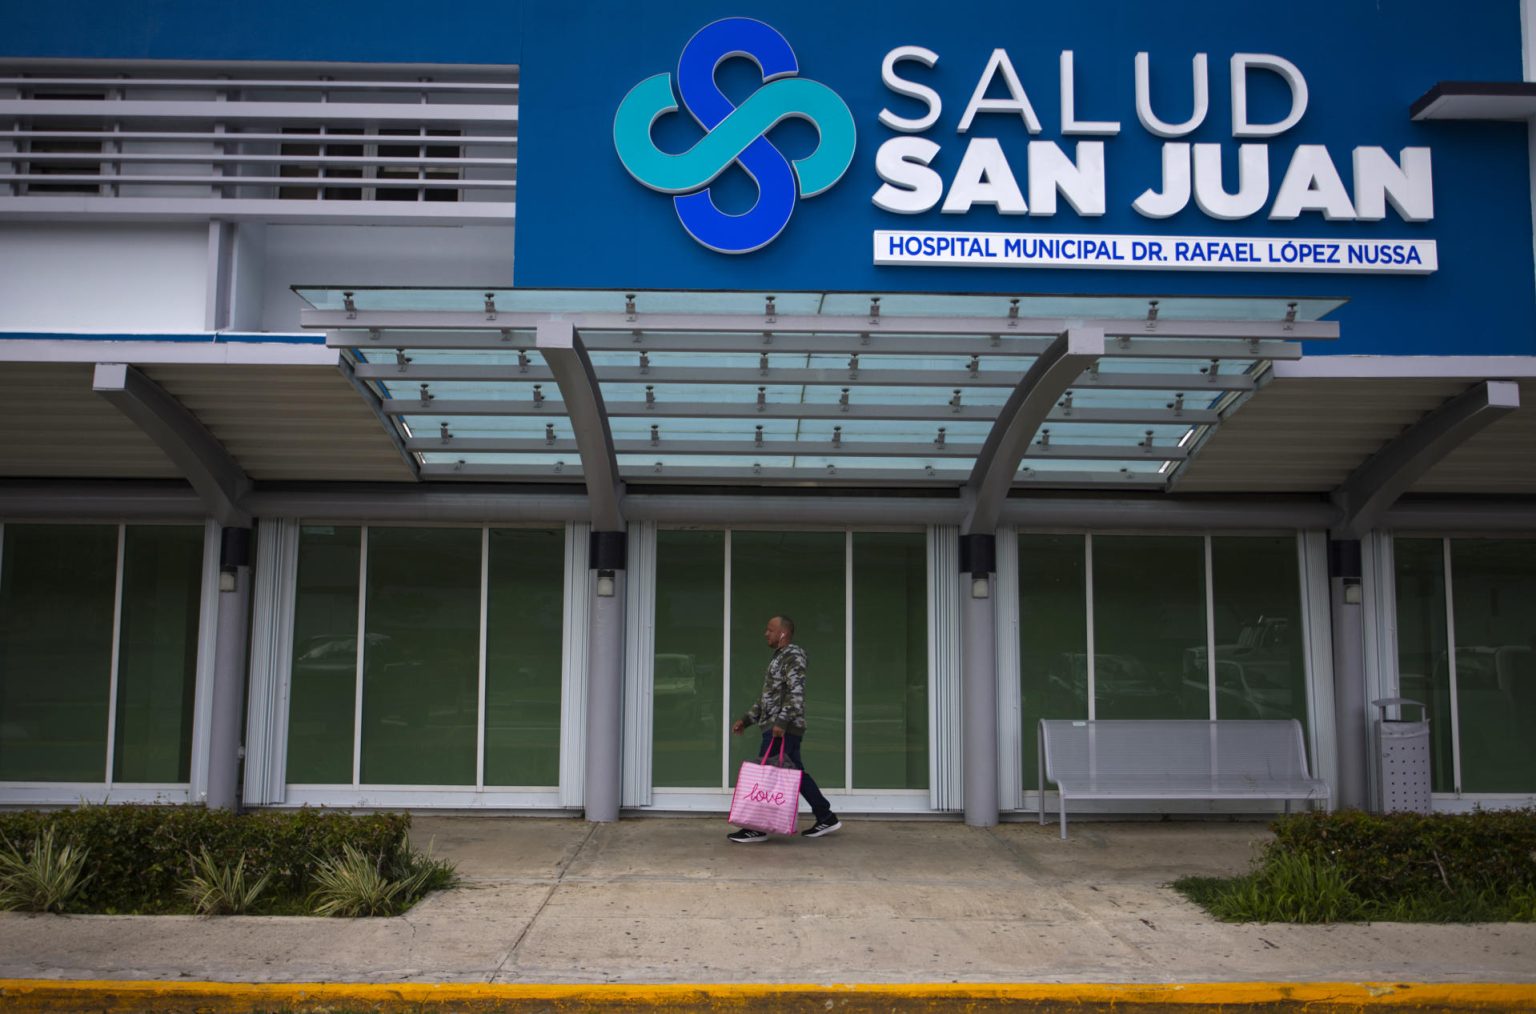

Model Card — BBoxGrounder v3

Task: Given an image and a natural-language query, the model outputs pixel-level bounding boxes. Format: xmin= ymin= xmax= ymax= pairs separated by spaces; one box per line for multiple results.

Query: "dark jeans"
xmin=758 ymin=730 xmax=835 ymax=824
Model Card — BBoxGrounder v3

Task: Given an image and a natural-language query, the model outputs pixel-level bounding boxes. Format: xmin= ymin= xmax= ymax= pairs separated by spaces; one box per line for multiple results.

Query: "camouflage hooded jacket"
xmin=741 ymin=643 xmax=808 ymax=736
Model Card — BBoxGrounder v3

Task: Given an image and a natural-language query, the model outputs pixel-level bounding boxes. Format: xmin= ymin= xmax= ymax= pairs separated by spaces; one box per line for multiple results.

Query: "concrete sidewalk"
xmin=0 ymin=816 xmax=1533 ymax=998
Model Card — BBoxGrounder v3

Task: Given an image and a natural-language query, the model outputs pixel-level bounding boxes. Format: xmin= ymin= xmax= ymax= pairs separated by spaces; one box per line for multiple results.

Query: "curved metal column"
xmin=537 ymin=320 xmax=628 ymax=821
xmin=957 ymin=328 xmax=1103 ymax=827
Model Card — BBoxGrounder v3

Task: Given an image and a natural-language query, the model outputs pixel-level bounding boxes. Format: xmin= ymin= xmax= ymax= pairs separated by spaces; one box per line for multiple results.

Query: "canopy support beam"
xmin=338 ymin=356 xmax=422 ymax=482
xmin=1331 ymin=380 xmax=1519 ymax=539
xmin=963 ymin=327 xmax=1107 ymax=535
xmin=537 ymin=319 xmax=624 ymax=532
xmin=92 ymin=362 xmax=252 ymax=528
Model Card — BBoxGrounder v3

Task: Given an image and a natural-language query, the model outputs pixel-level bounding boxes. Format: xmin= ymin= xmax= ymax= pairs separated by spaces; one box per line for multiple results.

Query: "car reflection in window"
xmin=1183 ymin=615 xmax=1300 ymax=720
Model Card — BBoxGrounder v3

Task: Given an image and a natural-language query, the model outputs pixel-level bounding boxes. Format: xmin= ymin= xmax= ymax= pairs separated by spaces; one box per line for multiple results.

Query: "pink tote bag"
xmin=728 ymin=738 xmax=803 ymax=835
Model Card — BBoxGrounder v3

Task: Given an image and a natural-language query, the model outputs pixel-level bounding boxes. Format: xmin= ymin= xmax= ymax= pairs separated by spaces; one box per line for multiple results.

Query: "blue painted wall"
xmin=515 ymin=1 xmax=1533 ymax=355
xmin=7 ymin=0 xmax=527 ymax=63
xmin=7 ymin=0 xmax=1534 ymax=355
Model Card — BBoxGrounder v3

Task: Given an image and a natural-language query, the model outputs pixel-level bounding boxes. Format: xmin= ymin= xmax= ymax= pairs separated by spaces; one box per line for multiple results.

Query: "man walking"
xmin=728 ymin=614 xmax=841 ymax=842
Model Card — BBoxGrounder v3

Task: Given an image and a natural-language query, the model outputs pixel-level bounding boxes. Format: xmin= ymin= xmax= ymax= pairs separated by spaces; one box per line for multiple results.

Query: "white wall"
xmin=230 ymin=223 xmax=268 ymax=332
xmin=0 ymin=222 xmax=209 ymax=333
xmin=254 ymin=223 xmax=516 ymax=331
xmin=0 ymin=220 xmax=516 ymax=335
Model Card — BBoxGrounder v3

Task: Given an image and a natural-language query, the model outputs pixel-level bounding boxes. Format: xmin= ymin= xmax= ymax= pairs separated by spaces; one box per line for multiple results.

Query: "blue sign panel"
xmin=513 ymin=0 xmax=1533 ymax=355
xmin=6 ymin=0 xmax=1533 ymax=355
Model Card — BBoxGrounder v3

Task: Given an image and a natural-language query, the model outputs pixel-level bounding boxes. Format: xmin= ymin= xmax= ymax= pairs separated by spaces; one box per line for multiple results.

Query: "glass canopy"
xmin=295 ymin=287 xmax=1343 ymax=490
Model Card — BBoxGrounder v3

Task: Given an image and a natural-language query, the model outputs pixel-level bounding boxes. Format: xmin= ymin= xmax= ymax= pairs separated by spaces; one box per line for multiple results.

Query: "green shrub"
xmin=0 ymin=826 xmax=93 ymax=913
xmin=1174 ymin=808 xmax=1536 ymax=924
xmin=180 ymin=846 xmax=271 ymax=916
xmin=0 ymin=806 xmax=414 ymax=915
xmin=1364 ymin=880 xmax=1516 ymax=923
xmin=310 ymin=844 xmax=410 ymax=917
xmin=1192 ymin=851 xmax=1363 ymax=923
xmin=1504 ymin=882 xmax=1536 ymax=922
xmin=1269 ymin=808 xmax=1536 ymax=902
xmin=308 ymin=838 xmax=455 ymax=917
xmin=394 ymin=837 xmax=457 ymax=898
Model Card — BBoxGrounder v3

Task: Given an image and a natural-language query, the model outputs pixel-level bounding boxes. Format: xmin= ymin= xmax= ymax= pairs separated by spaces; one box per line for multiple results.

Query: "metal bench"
xmin=1037 ymin=719 xmax=1331 ymax=838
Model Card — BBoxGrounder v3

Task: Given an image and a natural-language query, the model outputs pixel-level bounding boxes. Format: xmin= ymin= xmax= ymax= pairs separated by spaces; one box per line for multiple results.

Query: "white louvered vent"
xmin=0 ymin=62 xmax=517 ymax=221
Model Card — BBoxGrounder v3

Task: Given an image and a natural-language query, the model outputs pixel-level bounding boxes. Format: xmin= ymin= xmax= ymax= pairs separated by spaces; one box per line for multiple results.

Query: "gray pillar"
xmin=206 ymin=526 xmax=252 ymax=811
xmin=1328 ymin=539 xmax=1369 ymax=811
xmin=584 ymin=530 xmax=627 ymax=822
xmin=960 ymin=533 xmax=999 ymax=827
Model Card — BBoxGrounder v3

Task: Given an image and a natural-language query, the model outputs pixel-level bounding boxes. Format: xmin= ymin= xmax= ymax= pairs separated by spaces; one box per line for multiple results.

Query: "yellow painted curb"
xmin=1 ymin=979 xmax=1535 ymax=1011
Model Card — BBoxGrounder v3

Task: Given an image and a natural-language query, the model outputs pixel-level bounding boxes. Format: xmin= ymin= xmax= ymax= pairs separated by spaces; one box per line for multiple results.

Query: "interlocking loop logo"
xmin=613 ymin=18 xmax=856 ymax=254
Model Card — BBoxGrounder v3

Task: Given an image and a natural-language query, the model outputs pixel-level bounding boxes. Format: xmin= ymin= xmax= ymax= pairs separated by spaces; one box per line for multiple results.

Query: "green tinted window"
xmin=1092 ymin=535 xmax=1208 ymax=720
xmin=729 ymin=531 xmax=846 ymax=788
xmin=1018 ymin=533 xmax=1088 ymax=789
xmin=0 ymin=524 xmax=117 ymax=781
xmin=1209 ymin=537 xmax=1308 ymax=728
xmin=286 ymin=526 xmax=361 ymax=784
xmin=360 ymin=527 xmax=481 ymax=785
xmin=1394 ymin=538 xmax=1452 ymax=792
xmin=851 ymin=533 xmax=927 ymax=790
xmin=652 ymin=530 xmax=726 ymax=788
xmin=1449 ymin=539 xmax=1536 ymax=793
xmin=484 ymin=528 xmax=564 ymax=786
xmin=113 ymin=525 xmax=203 ymax=783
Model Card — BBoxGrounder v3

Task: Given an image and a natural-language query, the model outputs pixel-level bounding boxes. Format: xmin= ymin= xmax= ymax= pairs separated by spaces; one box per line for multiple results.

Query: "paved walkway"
xmin=1 ymin=816 xmax=1533 ymax=986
